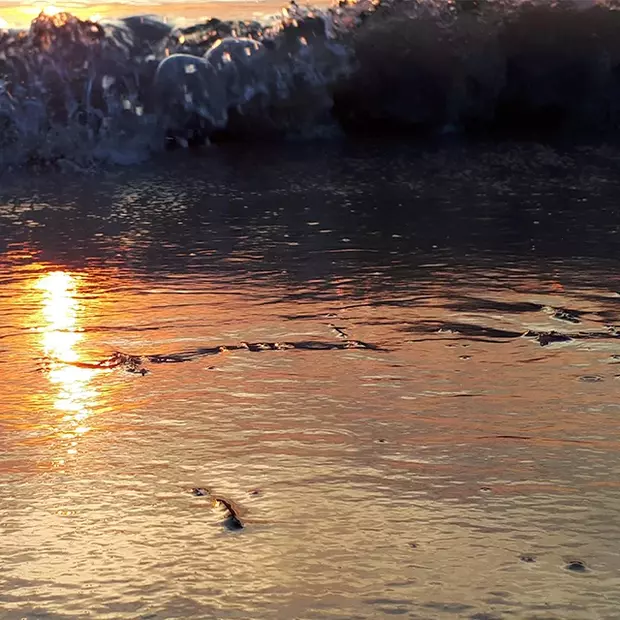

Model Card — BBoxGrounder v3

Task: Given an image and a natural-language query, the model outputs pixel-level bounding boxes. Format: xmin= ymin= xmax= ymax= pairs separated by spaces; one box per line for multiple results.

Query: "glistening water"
xmin=1 ymin=144 xmax=619 ymax=619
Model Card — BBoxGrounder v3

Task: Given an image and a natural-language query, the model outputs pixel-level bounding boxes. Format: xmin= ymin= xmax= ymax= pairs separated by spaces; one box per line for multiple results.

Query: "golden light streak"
xmin=36 ymin=270 xmax=99 ymax=461
xmin=16 ymin=2 xmax=66 ymax=21
xmin=41 ymin=3 xmax=61 ymax=15
xmin=0 ymin=1 xmax=282 ymax=29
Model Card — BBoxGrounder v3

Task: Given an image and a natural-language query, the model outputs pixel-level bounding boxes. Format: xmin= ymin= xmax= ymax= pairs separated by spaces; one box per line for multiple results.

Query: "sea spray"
xmin=2 ymin=0 xmax=620 ymax=168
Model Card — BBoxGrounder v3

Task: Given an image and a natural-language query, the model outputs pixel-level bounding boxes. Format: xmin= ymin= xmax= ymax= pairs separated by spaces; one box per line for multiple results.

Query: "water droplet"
xmin=101 ymin=75 xmax=115 ymax=90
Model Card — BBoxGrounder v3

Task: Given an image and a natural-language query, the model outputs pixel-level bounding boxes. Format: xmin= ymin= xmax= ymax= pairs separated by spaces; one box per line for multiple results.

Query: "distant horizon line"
xmin=0 ymin=0 xmax=302 ymax=28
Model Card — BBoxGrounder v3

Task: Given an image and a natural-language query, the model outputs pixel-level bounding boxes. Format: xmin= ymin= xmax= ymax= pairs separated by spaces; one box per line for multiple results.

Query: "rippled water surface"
xmin=1 ymin=145 xmax=620 ymax=619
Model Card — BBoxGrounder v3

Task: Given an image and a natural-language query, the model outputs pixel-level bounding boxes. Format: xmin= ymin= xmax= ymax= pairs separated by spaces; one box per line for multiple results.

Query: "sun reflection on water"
xmin=36 ymin=271 xmax=99 ymax=461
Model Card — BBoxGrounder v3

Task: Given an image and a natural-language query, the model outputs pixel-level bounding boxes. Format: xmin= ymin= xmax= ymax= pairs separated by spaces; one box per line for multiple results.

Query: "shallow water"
xmin=1 ymin=144 xmax=620 ymax=619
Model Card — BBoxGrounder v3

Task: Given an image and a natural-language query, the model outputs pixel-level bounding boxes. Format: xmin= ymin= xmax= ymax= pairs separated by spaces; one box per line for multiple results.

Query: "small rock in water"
xmin=579 ymin=375 xmax=604 ymax=383
xmin=566 ymin=560 xmax=588 ymax=572
xmin=552 ymin=309 xmax=581 ymax=324
xmin=459 ymin=355 xmax=472 ymax=360
xmin=480 ymin=487 xmax=492 ymax=493
xmin=192 ymin=487 xmax=211 ymax=496
xmin=225 ymin=515 xmax=244 ymax=530
xmin=126 ymin=366 xmax=149 ymax=375
xmin=531 ymin=331 xmax=573 ymax=346
xmin=520 ymin=555 xmax=536 ymax=563
xmin=274 ymin=342 xmax=294 ymax=350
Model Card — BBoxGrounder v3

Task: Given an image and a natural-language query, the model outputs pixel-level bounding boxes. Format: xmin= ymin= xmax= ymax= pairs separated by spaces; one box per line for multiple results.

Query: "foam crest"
xmin=2 ymin=0 xmax=620 ymax=168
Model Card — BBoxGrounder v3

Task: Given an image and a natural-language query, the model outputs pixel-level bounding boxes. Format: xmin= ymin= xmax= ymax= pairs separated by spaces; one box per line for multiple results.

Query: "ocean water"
xmin=2 ymin=0 xmax=620 ymax=617
xmin=0 ymin=143 xmax=619 ymax=618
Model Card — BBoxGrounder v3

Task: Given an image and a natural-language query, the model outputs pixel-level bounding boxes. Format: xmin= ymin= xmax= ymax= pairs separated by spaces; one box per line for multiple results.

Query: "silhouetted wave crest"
xmin=2 ymin=0 xmax=620 ymax=167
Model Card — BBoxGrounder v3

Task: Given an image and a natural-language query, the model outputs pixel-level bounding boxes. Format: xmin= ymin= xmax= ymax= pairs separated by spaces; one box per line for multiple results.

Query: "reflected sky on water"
xmin=0 ymin=144 xmax=619 ymax=618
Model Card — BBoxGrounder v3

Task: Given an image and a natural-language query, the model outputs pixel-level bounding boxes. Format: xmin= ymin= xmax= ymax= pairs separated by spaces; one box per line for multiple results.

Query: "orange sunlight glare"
xmin=1 ymin=1 xmax=280 ymax=29
xmin=20 ymin=3 xmax=64 ymax=20
xmin=36 ymin=271 xmax=98 ymax=461
xmin=40 ymin=3 xmax=61 ymax=15
xmin=8 ymin=2 xmax=105 ymax=26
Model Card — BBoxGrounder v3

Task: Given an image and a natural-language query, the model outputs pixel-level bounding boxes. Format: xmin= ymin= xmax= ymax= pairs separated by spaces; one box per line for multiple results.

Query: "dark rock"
xmin=552 ymin=309 xmax=581 ymax=324
xmin=192 ymin=487 xmax=211 ymax=496
xmin=525 ymin=330 xmax=573 ymax=346
xmin=566 ymin=560 xmax=588 ymax=572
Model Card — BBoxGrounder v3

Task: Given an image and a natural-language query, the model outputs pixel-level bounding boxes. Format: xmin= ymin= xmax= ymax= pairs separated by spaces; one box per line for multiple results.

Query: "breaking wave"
xmin=3 ymin=0 xmax=620 ymax=168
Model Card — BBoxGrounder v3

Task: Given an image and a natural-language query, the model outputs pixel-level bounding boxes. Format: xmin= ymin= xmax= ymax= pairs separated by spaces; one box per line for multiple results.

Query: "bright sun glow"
xmin=14 ymin=2 xmax=69 ymax=23
xmin=38 ymin=271 xmax=79 ymax=362
xmin=41 ymin=4 xmax=62 ymax=15
xmin=36 ymin=271 xmax=98 ymax=459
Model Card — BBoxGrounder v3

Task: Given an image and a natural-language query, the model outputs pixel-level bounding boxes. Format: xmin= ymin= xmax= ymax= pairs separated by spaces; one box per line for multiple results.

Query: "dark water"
xmin=1 ymin=144 xmax=620 ymax=619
